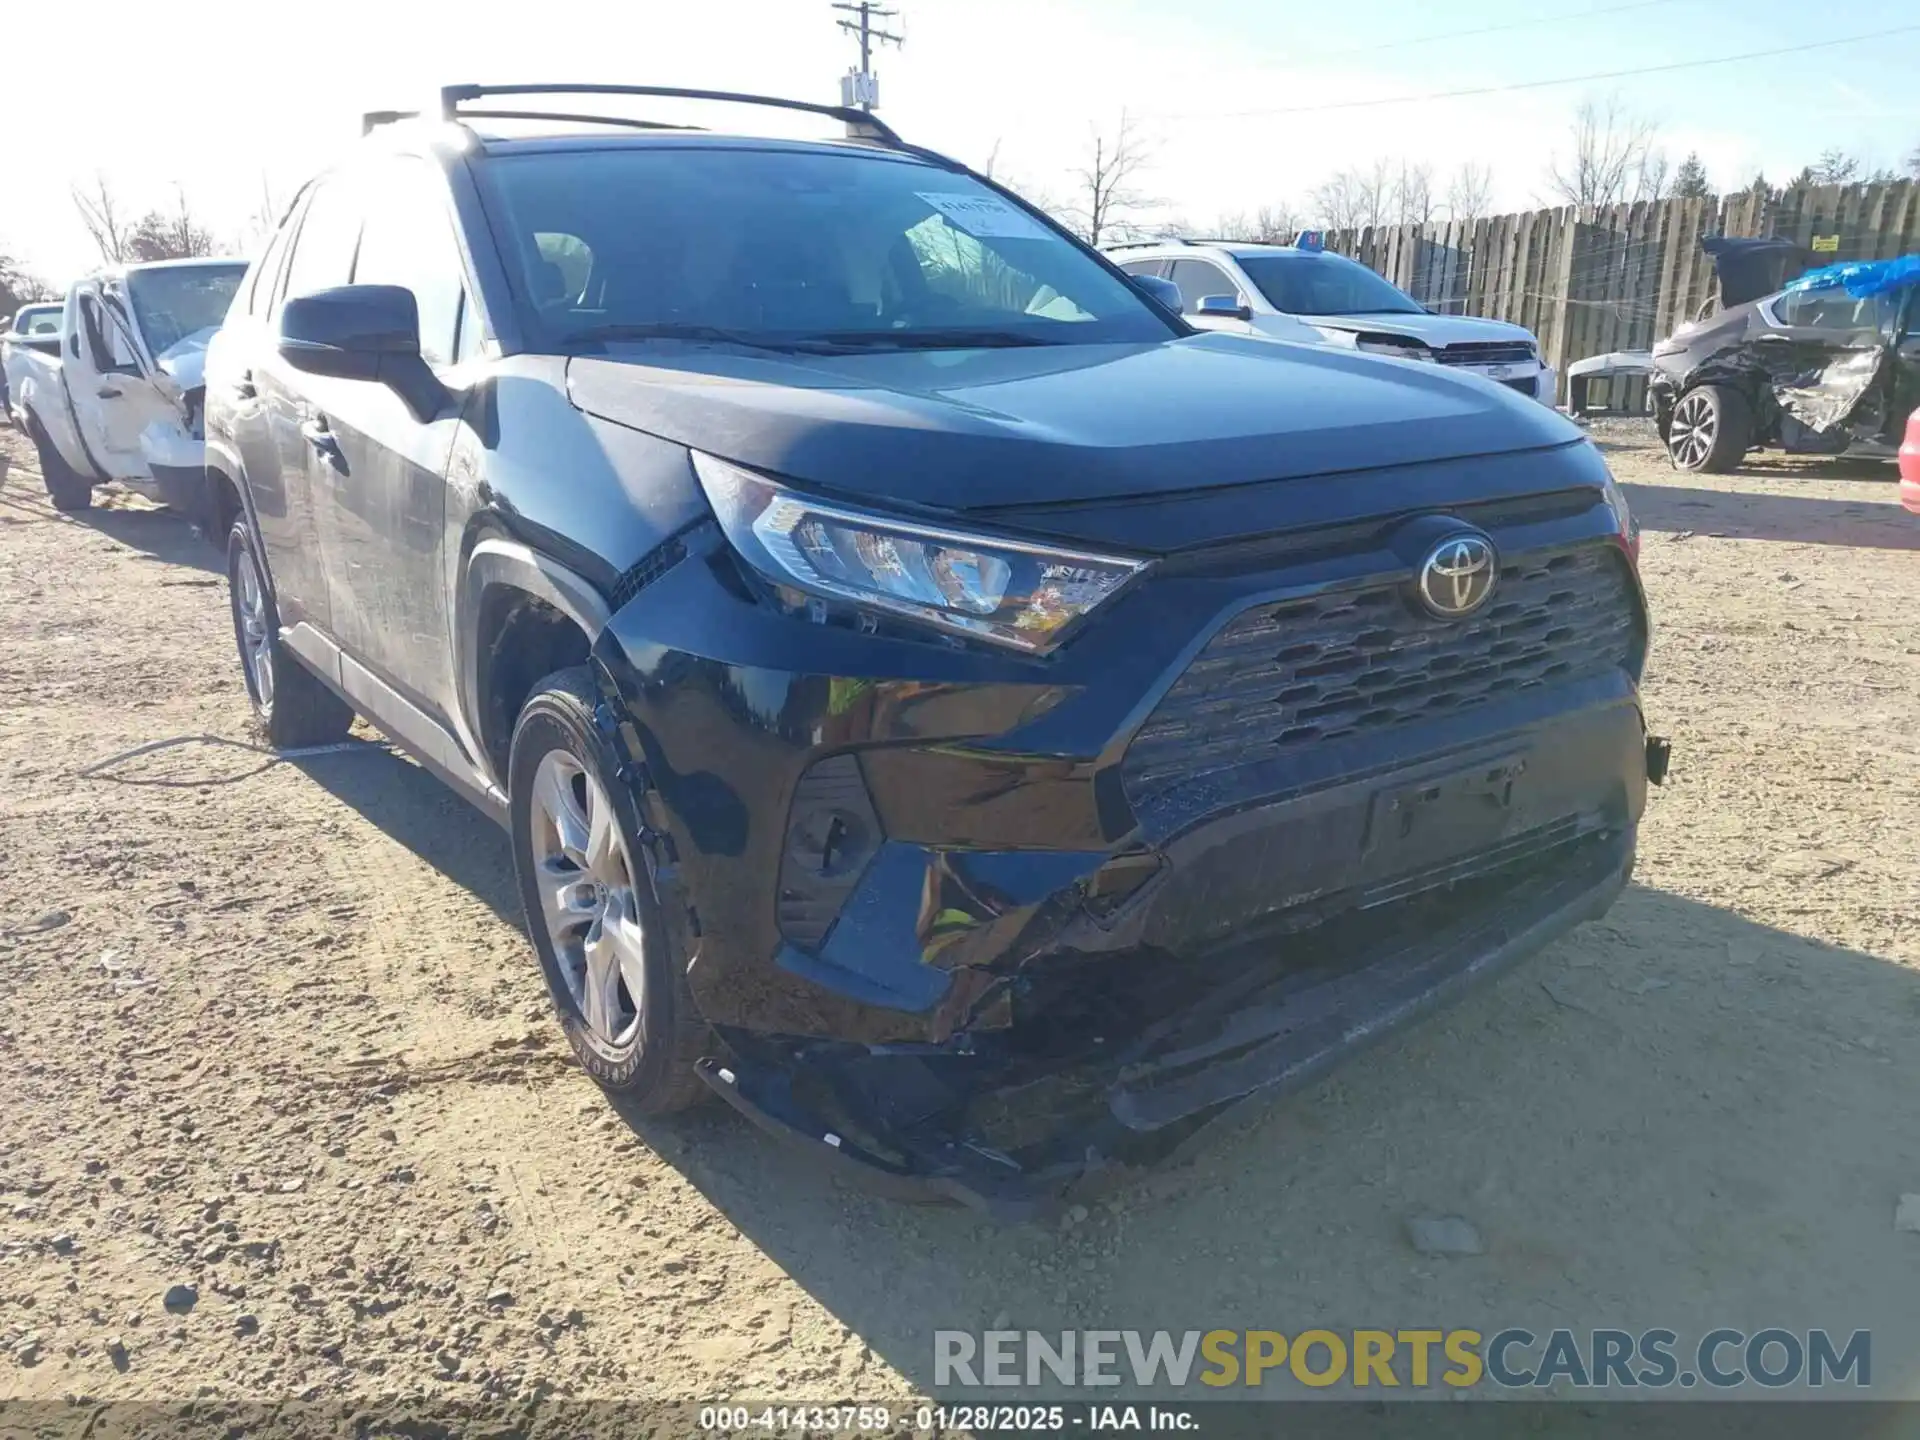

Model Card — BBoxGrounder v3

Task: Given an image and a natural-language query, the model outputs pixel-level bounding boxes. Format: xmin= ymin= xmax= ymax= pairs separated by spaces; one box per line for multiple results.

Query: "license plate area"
xmin=1363 ymin=753 xmax=1530 ymax=873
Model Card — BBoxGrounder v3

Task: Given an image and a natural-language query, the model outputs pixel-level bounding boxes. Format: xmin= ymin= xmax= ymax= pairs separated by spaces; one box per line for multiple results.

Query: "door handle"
xmin=97 ymin=384 xmax=122 ymax=399
xmin=300 ymin=416 xmax=347 ymax=472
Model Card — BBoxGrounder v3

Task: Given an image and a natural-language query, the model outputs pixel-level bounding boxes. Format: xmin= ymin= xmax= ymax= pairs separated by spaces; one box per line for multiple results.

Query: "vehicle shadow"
xmin=616 ymin=882 xmax=1920 ymax=1398
xmin=77 ymin=494 xmax=224 ymax=575
xmin=1620 ymin=481 xmax=1920 ymax=551
xmin=291 ymin=741 xmax=523 ymax=924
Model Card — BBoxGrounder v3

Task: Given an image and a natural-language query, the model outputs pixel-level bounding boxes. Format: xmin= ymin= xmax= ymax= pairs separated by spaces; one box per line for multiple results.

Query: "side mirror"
xmin=1196 ymin=294 xmax=1252 ymax=321
xmin=279 ymin=284 xmax=445 ymax=419
xmin=1130 ymin=274 xmax=1183 ymax=315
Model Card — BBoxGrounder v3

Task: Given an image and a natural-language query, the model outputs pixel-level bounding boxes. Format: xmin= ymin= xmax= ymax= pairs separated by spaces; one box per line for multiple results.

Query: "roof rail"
xmin=361 ymin=109 xmax=419 ymax=135
xmin=1104 ymin=238 xmax=1192 ymax=251
xmin=437 ymin=83 xmax=907 ymax=146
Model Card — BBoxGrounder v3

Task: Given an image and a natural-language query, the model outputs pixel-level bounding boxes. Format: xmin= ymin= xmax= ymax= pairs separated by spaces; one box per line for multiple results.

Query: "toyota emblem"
xmin=1416 ymin=532 xmax=1498 ymax=619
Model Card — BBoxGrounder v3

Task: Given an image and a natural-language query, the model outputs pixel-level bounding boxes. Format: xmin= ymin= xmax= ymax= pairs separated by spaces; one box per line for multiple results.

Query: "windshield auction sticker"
xmin=916 ymin=192 xmax=1052 ymax=240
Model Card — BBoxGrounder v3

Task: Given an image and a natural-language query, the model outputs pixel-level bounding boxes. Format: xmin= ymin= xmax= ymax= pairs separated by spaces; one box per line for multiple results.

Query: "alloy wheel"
xmin=233 ymin=545 xmax=275 ymax=712
xmin=527 ymin=750 xmax=648 ymax=1049
xmin=1669 ymin=391 xmax=1716 ymax=469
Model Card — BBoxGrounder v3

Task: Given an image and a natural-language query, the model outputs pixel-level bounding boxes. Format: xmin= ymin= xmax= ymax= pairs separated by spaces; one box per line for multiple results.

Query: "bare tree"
xmin=1634 ymin=149 xmax=1671 ymax=203
xmin=1252 ymin=202 xmax=1304 ymax=242
xmin=1066 ymin=112 xmax=1157 ymax=246
xmin=1313 ymin=158 xmax=1393 ymax=231
xmin=126 ymin=186 xmax=216 ymax=263
xmin=1 ymin=247 xmax=58 ymax=318
xmin=240 ymin=173 xmax=288 ymax=250
xmin=1909 ymin=142 xmax=1920 ymax=180
xmin=1391 ymin=161 xmax=1436 ymax=228
xmin=72 ymin=173 xmax=132 ymax=264
xmin=1545 ymin=96 xmax=1660 ymax=209
xmin=1443 ymin=162 xmax=1495 ymax=222
xmin=1203 ymin=210 xmax=1253 ymax=240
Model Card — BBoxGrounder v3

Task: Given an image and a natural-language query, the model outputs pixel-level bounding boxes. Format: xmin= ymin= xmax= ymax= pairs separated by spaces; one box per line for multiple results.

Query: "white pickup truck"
xmin=9 ymin=258 xmax=248 ymax=513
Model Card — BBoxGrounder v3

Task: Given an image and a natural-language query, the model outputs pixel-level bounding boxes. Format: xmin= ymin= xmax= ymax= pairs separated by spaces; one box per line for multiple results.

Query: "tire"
xmin=509 ymin=667 xmax=710 ymax=1112
xmin=27 ymin=417 xmax=94 ymax=511
xmin=1666 ymin=384 xmax=1751 ymax=473
xmin=225 ymin=518 xmax=355 ymax=748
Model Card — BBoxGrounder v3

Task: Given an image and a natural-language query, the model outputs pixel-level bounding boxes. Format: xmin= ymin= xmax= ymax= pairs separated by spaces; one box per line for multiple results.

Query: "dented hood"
xmin=566 ymin=331 xmax=1579 ymax=512
xmin=150 ymin=326 xmax=218 ymax=392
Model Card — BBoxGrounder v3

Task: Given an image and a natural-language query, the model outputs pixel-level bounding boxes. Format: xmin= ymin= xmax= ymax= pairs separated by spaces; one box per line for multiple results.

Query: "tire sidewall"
xmin=225 ymin=520 xmax=277 ymax=727
xmin=508 ymin=678 xmax=689 ymax=1096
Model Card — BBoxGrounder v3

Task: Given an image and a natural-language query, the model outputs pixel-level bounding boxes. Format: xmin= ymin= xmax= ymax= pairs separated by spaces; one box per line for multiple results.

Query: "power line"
xmin=1289 ymin=0 xmax=1696 ymax=62
xmin=1157 ymin=23 xmax=1920 ymax=121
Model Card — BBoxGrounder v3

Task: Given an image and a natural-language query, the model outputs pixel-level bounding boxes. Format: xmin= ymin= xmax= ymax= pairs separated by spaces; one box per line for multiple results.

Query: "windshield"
xmin=478 ymin=146 xmax=1175 ymax=350
xmin=12 ymin=305 xmax=61 ymax=336
xmin=124 ymin=263 xmax=247 ymax=356
xmin=1237 ymin=253 xmax=1424 ymax=316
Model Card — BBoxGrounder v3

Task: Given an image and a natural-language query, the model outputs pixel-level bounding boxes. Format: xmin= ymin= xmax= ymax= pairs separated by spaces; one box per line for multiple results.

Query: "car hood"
xmin=151 ymin=326 xmax=219 ymax=391
xmin=566 ymin=332 xmax=1579 ymax=513
xmin=1308 ymin=312 xmax=1538 ymax=350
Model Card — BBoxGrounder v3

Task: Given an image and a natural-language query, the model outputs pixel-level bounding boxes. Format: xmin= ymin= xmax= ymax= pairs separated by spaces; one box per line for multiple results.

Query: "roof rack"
xmin=1103 ymin=238 xmax=1193 ymax=251
xmin=436 ymin=82 xmax=908 ymax=147
xmin=361 ymin=108 xmax=418 ymax=135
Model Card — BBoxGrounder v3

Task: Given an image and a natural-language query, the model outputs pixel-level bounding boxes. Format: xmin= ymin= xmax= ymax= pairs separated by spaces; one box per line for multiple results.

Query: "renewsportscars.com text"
xmin=934 ymin=1328 xmax=1871 ymax=1391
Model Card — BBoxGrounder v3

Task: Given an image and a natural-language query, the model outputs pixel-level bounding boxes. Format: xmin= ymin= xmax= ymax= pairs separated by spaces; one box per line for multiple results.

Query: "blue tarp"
xmin=1780 ymin=253 xmax=1920 ymax=300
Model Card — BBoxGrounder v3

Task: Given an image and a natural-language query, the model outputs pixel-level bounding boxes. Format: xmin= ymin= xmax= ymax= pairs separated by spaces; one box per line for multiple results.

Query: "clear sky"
xmin=6 ymin=0 xmax=1918 ymax=285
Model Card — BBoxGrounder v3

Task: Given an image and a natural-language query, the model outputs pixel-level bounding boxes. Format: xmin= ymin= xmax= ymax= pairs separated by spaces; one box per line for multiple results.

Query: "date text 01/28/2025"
xmin=697 ymin=1404 xmax=1199 ymax=1432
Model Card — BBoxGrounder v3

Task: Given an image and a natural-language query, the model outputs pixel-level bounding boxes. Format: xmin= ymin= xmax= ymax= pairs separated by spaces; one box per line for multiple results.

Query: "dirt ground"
xmin=1 ymin=416 xmax=1917 ymax=1411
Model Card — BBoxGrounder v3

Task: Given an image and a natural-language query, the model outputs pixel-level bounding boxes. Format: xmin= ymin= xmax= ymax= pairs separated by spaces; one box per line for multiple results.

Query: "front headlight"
xmin=1354 ymin=335 xmax=1435 ymax=362
xmin=693 ymin=452 xmax=1145 ymax=654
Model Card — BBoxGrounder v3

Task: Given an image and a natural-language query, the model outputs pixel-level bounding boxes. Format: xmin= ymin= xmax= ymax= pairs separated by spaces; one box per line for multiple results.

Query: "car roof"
xmin=1112 ymin=240 xmax=1358 ymax=262
xmin=89 ymin=257 xmax=248 ymax=284
xmin=466 ymin=128 xmax=935 ymax=165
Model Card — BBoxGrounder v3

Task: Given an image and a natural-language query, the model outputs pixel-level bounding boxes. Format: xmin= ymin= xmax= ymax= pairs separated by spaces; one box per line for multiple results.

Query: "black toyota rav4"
xmin=204 ymin=85 xmax=1660 ymax=1216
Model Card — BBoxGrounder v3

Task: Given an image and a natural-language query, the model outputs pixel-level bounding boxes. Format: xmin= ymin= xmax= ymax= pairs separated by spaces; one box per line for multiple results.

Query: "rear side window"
xmin=1168 ymin=259 xmax=1239 ymax=314
xmin=282 ymin=174 xmax=364 ymax=303
xmin=1772 ymin=287 xmax=1901 ymax=334
xmin=352 ymin=158 xmax=469 ymax=367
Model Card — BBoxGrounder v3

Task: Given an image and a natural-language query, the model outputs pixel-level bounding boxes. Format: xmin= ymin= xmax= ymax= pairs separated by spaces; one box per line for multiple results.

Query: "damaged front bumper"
xmin=695 ymin=822 xmax=1635 ymax=1220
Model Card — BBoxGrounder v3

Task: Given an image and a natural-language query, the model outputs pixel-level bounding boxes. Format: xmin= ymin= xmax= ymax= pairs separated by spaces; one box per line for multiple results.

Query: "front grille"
xmin=1436 ymin=341 xmax=1535 ymax=365
xmin=1122 ymin=543 xmax=1639 ymax=819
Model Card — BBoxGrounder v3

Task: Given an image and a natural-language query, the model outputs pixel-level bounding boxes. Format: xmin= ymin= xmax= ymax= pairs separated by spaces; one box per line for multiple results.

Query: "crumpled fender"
xmin=137 ymin=418 xmax=203 ymax=474
xmin=1671 ymin=338 xmax=1890 ymax=441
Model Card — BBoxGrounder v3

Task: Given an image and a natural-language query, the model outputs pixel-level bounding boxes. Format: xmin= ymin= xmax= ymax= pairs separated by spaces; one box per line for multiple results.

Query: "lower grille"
xmin=1499 ymin=376 xmax=1539 ymax=395
xmin=1122 ymin=543 xmax=1639 ymax=820
xmin=1436 ymin=341 xmax=1536 ymax=365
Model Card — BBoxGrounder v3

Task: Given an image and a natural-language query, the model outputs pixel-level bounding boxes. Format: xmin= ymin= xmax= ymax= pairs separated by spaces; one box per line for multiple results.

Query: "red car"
xmin=1902 ymin=407 xmax=1920 ymax=514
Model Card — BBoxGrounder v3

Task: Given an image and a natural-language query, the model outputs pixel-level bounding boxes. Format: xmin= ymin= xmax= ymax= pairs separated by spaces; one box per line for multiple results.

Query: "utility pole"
xmin=833 ymin=1 xmax=902 ymax=111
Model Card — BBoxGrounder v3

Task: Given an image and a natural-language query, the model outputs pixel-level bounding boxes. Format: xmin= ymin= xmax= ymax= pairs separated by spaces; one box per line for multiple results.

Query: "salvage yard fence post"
xmin=1317 ymin=179 xmax=1920 ymax=408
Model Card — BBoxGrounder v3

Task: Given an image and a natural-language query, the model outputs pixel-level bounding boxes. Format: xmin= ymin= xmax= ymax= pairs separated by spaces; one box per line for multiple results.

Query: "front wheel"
xmin=1666 ymin=384 xmax=1751 ymax=473
xmin=509 ymin=668 xmax=710 ymax=1112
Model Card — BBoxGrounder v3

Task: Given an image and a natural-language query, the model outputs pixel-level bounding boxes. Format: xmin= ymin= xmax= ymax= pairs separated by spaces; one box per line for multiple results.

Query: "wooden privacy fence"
xmin=1320 ymin=180 xmax=1920 ymax=406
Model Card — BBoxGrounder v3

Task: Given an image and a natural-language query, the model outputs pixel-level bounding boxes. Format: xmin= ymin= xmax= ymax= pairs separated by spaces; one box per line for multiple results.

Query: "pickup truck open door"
xmin=67 ymin=286 xmax=176 ymax=481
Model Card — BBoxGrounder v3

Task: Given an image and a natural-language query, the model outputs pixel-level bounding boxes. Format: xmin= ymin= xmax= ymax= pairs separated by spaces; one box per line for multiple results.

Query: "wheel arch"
xmin=460 ymin=537 xmax=611 ymax=795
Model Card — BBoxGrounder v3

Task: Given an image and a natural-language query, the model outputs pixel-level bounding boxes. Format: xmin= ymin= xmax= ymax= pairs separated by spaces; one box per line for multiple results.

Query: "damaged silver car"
xmin=1651 ymin=240 xmax=1920 ymax=473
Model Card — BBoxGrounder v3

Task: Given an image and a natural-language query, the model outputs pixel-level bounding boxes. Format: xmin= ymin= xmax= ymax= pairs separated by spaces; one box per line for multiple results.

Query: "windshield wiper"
xmin=791 ymin=328 xmax=1066 ymax=351
xmin=557 ymin=322 xmax=824 ymax=354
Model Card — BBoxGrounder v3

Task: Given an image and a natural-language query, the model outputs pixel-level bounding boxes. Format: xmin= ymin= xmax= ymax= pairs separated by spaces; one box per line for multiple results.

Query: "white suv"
xmin=1111 ymin=238 xmax=1557 ymax=405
